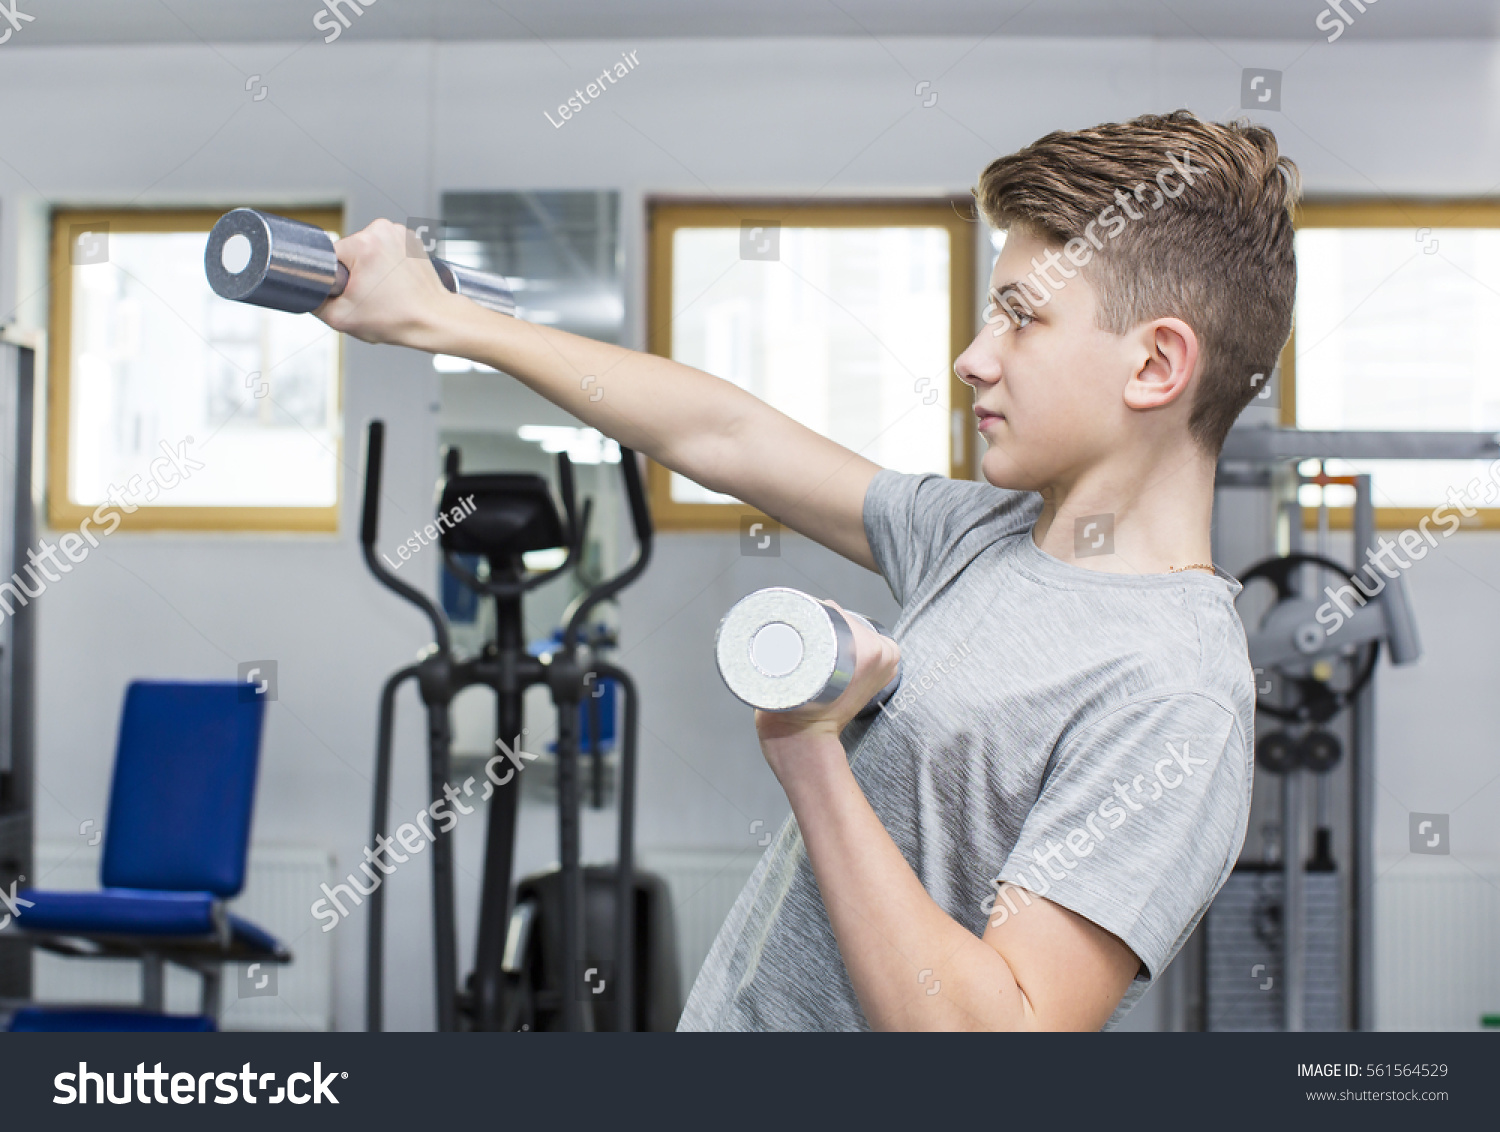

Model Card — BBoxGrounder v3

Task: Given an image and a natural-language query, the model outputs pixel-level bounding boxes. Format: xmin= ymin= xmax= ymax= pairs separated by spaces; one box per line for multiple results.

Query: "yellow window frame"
xmin=1286 ymin=200 xmax=1500 ymax=530
xmin=47 ymin=206 xmax=345 ymax=533
xmin=645 ymin=198 xmax=978 ymax=531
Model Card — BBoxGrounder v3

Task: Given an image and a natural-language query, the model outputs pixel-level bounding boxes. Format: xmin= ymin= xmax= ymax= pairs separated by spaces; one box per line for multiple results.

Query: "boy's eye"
xmin=986 ymin=292 xmax=1034 ymax=331
xmin=986 ymin=302 xmax=1033 ymax=329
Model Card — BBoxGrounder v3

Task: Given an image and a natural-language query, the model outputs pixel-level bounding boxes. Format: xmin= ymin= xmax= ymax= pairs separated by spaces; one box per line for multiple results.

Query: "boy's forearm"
xmin=778 ymin=738 xmax=1035 ymax=1031
xmin=414 ymin=294 xmax=761 ymax=487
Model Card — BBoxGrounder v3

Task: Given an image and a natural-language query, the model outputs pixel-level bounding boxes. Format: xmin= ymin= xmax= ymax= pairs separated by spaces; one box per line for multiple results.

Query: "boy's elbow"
xmin=874 ymin=975 xmax=1041 ymax=1032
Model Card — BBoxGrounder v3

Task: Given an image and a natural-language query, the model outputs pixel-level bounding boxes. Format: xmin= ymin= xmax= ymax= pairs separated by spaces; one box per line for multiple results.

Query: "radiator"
xmin=1375 ymin=859 xmax=1500 ymax=1032
xmin=640 ymin=846 xmax=764 ymax=1004
xmin=27 ymin=841 xmax=335 ymax=1031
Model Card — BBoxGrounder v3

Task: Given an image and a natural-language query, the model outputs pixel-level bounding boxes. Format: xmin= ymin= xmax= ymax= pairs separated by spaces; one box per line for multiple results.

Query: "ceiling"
xmin=7 ymin=0 xmax=1500 ymax=46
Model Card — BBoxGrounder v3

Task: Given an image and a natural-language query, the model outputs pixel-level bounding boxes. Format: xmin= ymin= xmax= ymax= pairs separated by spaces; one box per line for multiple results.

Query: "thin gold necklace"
xmin=1168 ymin=563 xmax=1215 ymax=574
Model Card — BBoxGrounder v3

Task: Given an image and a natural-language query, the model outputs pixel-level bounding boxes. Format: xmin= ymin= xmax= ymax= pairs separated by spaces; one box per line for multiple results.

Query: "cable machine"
xmin=1174 ymin=426 xmax=1499 ymax=1031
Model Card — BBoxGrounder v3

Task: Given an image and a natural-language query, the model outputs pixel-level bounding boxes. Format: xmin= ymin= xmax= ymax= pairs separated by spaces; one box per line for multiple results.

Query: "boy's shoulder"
xmin=863 ymin=469 xmax=1041 ymax=604
xmin=864 ymin=467 xmax=1253 ymax=714
xmin=866 ymin=467 xmax=1040 ymax=540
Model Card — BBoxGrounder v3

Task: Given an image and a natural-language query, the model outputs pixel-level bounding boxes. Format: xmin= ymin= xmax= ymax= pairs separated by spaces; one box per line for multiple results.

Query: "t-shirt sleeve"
xmin=991 ymin=692 xmax=1251 ymax=980
xmin=862 ymin=469 xmax=1038 ymax=606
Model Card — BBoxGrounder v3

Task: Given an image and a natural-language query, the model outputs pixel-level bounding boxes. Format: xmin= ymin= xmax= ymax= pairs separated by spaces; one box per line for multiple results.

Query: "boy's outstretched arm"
xmin=317 ymin=220 xmax=882 ymax=572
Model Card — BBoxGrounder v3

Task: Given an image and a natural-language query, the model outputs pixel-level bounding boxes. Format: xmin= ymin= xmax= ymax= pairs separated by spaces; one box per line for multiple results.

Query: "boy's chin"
xmin=979 ymin=448 xmax=1046 ymax=493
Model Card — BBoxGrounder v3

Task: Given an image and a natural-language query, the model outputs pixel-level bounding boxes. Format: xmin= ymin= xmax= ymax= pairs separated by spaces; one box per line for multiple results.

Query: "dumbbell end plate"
xmin=205 ymin=208 xmax=341 ymax=315
xmin=715 ymin=588 xmax=849 ymax=712
xmin=205 ymin=208 xmax=274 ymax=303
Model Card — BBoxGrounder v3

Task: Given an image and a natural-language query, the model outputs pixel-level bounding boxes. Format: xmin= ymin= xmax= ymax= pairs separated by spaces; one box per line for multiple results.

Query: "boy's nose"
xmin=955 ymin=355 xmax=996 ymax=389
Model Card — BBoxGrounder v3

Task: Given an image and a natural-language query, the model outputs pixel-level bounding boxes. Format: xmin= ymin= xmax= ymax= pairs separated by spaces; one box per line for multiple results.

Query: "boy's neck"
xmin=1027 ymin=448 xmax=1218 ymax=576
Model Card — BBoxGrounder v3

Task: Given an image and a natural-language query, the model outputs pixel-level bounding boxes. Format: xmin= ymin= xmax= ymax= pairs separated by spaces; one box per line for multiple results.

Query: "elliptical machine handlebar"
xmin=563 ymin=447 xmax=654 ymax=651
xmin=360 ymin=422 xmax=385 ymax=549
xmin=360 ymin=420 xmax=452 ymax=657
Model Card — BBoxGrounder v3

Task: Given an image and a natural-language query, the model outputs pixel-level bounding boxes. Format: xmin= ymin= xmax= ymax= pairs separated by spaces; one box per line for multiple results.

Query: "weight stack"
xmin=1204 ymin=865 xmax=1342 ymax=1031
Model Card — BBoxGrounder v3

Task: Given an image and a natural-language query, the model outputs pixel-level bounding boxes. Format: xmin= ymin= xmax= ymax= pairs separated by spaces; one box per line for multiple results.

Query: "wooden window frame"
xmin=645 ymin=198 xmax=977 ymax=531
xmin=47 ymin=206 xmax=345 ymax=533
xmin=1287 ymin=200 xmax=1500 ymax=530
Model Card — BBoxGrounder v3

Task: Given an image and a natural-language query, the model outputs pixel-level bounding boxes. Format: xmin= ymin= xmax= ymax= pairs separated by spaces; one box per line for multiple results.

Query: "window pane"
xmin=1294 ymin=227 xmax=1500 ymax=508
xmin=69 ymin=229 xmax=340 ymax=508
xmin=668 ymin=226 xmax=952 ymax=504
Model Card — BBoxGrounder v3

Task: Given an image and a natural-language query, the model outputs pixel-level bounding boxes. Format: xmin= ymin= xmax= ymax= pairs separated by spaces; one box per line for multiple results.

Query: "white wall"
xmin=2 ymin=34 xmax=1499 ymax=1030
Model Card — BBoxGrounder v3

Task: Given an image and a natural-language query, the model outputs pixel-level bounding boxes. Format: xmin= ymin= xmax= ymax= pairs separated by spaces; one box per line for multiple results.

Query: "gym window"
xmin=1285 ymin=201 xmax=1500 ymax=530
xmin=47 ymin=207 xmax=344 ymax=533
xmin=646 ymin=200 xmax=977 ymax=530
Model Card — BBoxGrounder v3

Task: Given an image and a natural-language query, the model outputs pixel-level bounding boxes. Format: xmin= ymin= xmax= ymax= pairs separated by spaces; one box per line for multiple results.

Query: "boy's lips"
xmin=975 ymin=407 xmax=1005 ymax=430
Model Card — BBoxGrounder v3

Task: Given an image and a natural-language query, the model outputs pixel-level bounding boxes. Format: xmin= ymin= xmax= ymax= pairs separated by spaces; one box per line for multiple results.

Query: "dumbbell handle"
xmin=327 ymin=255 xmax=516 ymax=317
xmin=829 ymin=606 xmax=902 ymax=719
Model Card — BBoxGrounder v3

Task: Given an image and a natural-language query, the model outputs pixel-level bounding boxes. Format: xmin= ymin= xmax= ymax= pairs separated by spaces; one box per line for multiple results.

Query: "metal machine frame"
xmin=360 ymin=419 xmax=653 ymax=1032
xmin=1183 ymin=425 xmax=1500 ymax=1031
xmin=0 ymin=331 xmax=37 ymax=1005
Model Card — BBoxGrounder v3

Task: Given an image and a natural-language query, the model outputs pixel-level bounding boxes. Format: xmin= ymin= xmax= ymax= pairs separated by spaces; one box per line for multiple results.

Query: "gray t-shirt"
xmin=678 ymin=469 xmax=1255 ymax=1031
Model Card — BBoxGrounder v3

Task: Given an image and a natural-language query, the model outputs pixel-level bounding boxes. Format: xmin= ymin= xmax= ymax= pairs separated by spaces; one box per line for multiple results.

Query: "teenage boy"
xmin=318 ymin=108 xmax=1297 ymax=1031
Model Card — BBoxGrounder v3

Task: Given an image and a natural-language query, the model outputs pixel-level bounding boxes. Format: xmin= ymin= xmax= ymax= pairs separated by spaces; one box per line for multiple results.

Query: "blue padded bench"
xmin=8 ymin=1007 xmax=215 ymax=1032
xmin=7 ymin=681 xmax=289 ymax=1025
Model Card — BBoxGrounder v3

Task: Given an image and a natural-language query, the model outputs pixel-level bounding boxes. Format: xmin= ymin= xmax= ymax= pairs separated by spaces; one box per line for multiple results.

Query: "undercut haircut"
xmin=973 ymin=109 xmax=1301 ymax=456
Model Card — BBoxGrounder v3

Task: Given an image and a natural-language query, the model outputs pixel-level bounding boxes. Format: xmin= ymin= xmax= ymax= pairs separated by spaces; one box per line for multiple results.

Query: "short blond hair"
xmin=974 ymin=109 xmax=1301 ymax=455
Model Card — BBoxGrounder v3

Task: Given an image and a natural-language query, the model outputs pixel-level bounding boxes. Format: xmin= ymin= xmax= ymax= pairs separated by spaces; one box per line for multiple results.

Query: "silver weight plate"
xmin=715 ymin=587 xmax=855 ymax=712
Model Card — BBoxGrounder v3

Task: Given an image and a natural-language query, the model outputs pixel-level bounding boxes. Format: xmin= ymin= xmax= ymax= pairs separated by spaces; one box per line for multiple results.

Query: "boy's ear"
xmin=1123 ymin=317 xmax=1198 ymax=412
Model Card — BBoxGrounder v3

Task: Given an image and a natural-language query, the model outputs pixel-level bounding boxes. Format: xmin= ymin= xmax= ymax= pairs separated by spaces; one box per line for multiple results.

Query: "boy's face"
xmin=956 ymin=224 xmax=1143 ymax=493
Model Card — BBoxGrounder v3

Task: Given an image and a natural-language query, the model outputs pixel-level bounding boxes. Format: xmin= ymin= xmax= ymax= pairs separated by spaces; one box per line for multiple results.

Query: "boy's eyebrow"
xmin=988 ymin=281 xmax=1043 ymax=307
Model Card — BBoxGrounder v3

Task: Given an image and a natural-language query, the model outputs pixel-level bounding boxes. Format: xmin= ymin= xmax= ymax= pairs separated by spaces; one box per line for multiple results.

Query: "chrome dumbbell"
xmin=715 ymin=587 xmax=900 ymax=717
xmin=204 ymin=207 xmax=517 ymax=316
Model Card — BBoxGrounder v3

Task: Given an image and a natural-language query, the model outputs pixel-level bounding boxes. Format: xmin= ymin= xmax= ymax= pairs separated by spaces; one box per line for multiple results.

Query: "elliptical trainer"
xmin=359 ymin=419 xmax=666 ymax=1031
